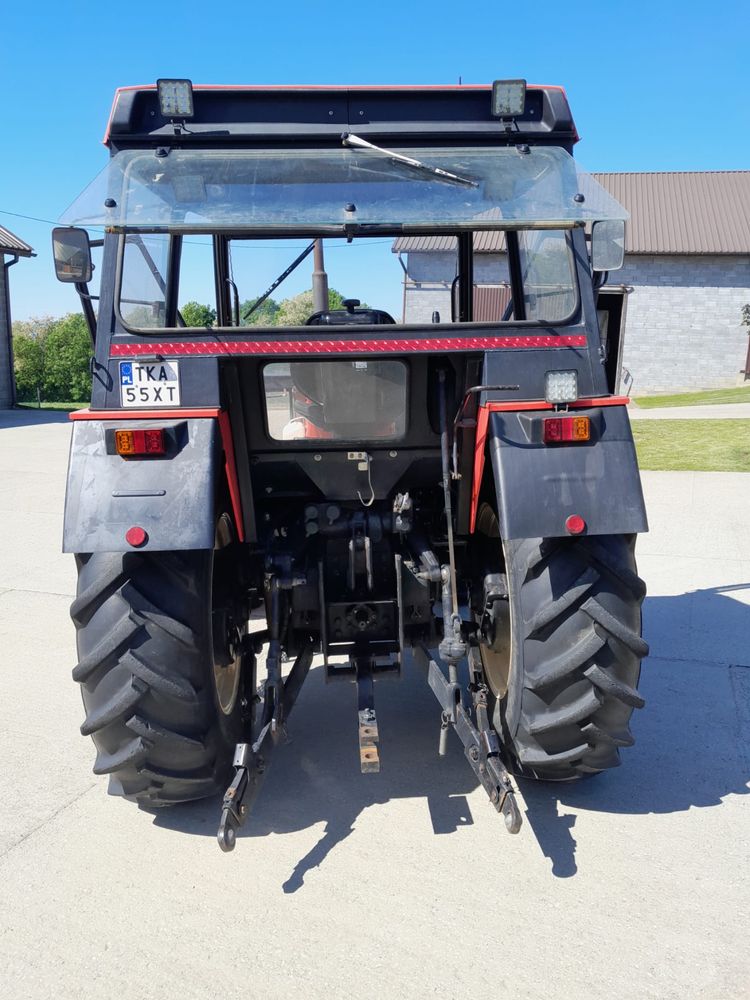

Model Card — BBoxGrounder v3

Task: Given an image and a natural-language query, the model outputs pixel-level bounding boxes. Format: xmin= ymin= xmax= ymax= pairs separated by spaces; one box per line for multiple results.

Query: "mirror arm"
xmin=74 ymin=283 xmax=97 ymax=346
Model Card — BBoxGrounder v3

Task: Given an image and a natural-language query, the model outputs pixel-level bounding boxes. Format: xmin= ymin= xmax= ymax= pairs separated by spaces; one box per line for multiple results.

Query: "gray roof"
xmin=393 ymin=171 xmax=750 ymax=256
xmin=0 ymin=224 xmax=34 ymax=257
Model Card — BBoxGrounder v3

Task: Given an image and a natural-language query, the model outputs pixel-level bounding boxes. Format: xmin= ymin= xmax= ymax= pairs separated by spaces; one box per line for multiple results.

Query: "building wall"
xmin=617 ymin=255 xmax=750 ymax=393
xmin=0 ymin=261 xmax=13 ymax=409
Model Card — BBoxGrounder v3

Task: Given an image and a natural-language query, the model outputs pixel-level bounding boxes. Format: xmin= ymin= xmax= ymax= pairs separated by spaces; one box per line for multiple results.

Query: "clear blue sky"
xmin=2 ymin=0 xmax=748 ymax=322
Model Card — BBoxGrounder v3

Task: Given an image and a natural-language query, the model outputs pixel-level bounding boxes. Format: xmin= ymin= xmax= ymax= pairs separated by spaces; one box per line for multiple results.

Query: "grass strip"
xmin=634 ymin=387 xmax=750 ymax=409
xmin=632 ymin=419 xmax=750 ymax=472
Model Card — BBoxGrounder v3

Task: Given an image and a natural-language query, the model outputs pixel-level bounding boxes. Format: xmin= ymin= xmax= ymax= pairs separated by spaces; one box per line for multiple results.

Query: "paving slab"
xmin=0 ymin=409 xmax=748 ymax=1000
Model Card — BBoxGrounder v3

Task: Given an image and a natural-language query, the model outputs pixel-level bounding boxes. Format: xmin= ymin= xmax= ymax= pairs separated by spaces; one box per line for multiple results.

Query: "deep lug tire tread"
xmin=497 ymin=533 xmax=648 ymax=780
xmin=72 ymin=549 xmax=240 ymax=806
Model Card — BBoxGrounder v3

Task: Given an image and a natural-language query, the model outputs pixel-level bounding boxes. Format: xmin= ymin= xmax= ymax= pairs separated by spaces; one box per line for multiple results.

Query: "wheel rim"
xmin=211 ymin=513 xmax=244 ymax=716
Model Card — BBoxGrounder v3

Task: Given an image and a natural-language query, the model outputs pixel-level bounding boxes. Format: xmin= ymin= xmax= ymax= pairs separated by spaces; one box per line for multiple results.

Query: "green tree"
xmin=180 ymin=301 xmax=216 ymax=327
xmin=42 ymin=314 xmax=92 ymax=401
xmin=274 ymin=288 xmax=350 ymax=326
xmin=12 ymin=334 xmax=45 ymax=401
xmin=12 ymin=315 xmax=54 ymax=402
xmin=240 ymin=297 xmax=280 ymax=326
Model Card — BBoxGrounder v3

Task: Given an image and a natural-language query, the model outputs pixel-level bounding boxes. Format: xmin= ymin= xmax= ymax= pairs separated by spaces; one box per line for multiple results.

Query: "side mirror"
xmin=591 ymin=220 xmax=625 ymax=272
xmin=52 ymin=227 xmax=93 ymax=283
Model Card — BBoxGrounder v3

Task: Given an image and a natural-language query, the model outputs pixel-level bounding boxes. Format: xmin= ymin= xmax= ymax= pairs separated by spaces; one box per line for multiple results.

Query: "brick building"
xmin=0 ymin=225 xmax=35 ymax=408
xmin=394 ymin=172 xmax=750 ymax=394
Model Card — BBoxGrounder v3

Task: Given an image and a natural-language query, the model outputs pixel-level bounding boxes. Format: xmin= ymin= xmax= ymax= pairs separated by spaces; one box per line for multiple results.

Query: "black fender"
xmin=63 ymin=417 xmax=224 ymax=553
xmin=485 ymin=404 xmax=648 ymax=540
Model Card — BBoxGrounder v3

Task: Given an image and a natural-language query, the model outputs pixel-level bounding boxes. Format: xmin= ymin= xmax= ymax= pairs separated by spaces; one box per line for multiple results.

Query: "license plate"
xmin=119 ymin=361 xmax=181 ymax=407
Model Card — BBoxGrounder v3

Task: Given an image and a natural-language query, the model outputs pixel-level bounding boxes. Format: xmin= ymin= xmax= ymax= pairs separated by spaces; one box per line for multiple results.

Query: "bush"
xmin=12 ymin=312 xmax=92 ymax=403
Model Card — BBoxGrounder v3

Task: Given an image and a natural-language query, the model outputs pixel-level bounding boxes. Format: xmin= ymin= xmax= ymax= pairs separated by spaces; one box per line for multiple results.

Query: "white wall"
xmin=618 ymin=255 xmax=750 ymax=393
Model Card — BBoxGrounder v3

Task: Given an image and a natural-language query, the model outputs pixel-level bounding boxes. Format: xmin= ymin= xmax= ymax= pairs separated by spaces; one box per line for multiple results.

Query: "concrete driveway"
xmin=1 ymin=408 xmax=748 ymax=1000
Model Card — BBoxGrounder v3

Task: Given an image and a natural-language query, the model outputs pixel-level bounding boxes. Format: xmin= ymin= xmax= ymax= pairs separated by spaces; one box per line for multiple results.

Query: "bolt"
xmin=469 ymin=746 xmax=479 ymax=762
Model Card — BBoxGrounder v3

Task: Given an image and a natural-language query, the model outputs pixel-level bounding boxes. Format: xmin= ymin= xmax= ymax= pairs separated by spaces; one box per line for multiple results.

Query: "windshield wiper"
xmin=342 ymin=133 xmax=479 ymax=189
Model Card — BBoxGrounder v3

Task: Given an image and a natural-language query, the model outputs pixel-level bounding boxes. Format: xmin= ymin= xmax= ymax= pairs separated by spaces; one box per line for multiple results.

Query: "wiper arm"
xmin=342 ymin=133 xmax=479 ymax=189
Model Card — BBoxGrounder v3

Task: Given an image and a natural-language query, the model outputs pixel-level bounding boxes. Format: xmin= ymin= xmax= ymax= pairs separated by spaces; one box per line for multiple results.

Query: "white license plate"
xmin=119 ymin=360 xmax=181 ymax=407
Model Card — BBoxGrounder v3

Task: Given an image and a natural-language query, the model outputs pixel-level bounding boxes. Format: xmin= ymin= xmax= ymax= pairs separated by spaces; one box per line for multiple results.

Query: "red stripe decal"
xmin=110 ymin=335 xmax=587 ymax=358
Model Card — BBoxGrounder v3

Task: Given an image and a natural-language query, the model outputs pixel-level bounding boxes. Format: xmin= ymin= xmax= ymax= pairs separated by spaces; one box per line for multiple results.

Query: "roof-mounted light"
xmin=491 ymin=79 xmax=526 ymax=118
xmin=157 ymin=78 xmax=194 ymax=119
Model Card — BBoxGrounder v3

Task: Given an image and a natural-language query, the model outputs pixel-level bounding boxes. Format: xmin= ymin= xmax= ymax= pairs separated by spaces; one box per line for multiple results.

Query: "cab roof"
xmin=105 ymin=83 xmax=579 ymax=150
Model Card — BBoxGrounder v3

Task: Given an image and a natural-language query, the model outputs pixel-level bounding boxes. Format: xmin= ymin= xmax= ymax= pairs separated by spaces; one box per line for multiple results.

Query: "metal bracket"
xmin=355 ymin=658 xmax=380 ymax=773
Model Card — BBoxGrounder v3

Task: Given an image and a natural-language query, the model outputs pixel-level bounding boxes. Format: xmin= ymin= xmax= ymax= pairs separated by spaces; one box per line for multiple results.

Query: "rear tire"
xmin=71 ymin=525 xmax=247 ymax=806
xmin=477 ymin=513 xmax=648 ymax=780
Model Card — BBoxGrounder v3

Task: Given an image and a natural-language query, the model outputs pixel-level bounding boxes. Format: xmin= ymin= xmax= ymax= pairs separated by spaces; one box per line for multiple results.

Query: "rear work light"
xmin=115 ymin=428 xmax=167 ymax=456
xmin=543 ymin=416 xmax=590 ymax=444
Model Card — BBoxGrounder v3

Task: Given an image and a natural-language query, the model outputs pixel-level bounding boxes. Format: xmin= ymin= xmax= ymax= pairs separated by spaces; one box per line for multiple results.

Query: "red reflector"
xmin=115 ymin=428 xmax=167 ymax=456
xmin=565 ymin=514 xmax=586 ymax=535
xmin=125 ymin=526 xmax=148 ymax=547
xmin=543 ymin=416 xmax=590 ymax=444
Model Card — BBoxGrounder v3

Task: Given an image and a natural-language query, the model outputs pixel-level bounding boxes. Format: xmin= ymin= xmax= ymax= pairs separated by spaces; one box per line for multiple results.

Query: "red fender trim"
xmin=69 ymin=407 xmax=245 ymax=542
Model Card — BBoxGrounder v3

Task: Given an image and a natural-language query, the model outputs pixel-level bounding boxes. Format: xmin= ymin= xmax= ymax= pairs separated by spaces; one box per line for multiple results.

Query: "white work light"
xmin=545 ymin=370 xmax=578 ymax=404
xmin=491 ymin=79 xmax=526 ymax=118
xmin=157 ymin=79 xmax=195 ymax=118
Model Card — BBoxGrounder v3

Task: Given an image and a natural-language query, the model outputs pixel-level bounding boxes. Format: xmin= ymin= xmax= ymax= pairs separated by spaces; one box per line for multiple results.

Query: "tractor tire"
xmin=70 ymin=517 xmax=247 ymax=806
xmin=476 ymin=510 xmax=648 ymax=780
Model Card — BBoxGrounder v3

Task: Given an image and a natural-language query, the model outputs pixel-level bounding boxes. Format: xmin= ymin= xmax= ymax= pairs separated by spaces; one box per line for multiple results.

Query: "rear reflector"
xmin=115 ymin=428 xmax=167 ymax=456
xmin=565 ymin=514 xmax=586 ymax=535
xmin=543 ymin=416 xmax=590 ymax=444
xmin=125 ymin=526 xmax=148 ymax=547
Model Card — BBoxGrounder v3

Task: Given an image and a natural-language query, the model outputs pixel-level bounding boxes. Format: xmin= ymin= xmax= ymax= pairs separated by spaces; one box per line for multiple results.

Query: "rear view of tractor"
xmin=54 ymin=78 xmax=648 ymax=847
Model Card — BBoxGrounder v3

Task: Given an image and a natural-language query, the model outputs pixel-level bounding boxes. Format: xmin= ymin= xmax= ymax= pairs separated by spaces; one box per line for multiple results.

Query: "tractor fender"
xmin=63 ymin=416 xmax=228 ymax=553
xmin=482 ymin=404 xmax=648 ymax=540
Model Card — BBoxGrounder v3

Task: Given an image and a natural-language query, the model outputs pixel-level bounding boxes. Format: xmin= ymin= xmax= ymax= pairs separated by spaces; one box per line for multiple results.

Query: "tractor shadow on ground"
xmin=521 ymin=586 xmax=750 ymax=878
xmin=152 ymin=658 xmax=480 ymax=891
xmin=153 ymin=586 xmax=750 ymax=888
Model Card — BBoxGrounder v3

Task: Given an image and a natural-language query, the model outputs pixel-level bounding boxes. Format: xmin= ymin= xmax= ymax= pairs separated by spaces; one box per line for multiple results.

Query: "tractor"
xmin=54 ymin=78 xmax=648 ymax=849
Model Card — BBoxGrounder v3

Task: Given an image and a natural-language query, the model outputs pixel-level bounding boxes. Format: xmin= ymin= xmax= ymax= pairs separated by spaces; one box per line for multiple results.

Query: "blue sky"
xmin=2 ymin=0 xmax=748 ymax=321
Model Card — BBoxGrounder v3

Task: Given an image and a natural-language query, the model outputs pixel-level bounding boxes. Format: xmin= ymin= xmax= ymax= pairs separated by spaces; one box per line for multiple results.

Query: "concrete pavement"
xmin=0 ymin=408 xmax=748 ymax=1000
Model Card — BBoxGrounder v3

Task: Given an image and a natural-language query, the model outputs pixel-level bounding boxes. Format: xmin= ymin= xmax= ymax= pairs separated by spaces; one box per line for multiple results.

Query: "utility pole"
xmin=312 ymin=239 xmax=329 ymax=314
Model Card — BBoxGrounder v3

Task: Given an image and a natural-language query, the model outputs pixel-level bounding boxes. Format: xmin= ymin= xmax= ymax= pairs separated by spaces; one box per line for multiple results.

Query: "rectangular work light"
xmin=157 ymin=78 xmax=194 ymax=118
xmin=545 ymin=370 xmax=578 ymax=404
xmin=491 ymin=79 xmax=526 ymax=118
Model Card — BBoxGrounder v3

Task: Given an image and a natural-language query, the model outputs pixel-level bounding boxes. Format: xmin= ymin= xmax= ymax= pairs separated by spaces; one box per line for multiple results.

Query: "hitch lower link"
xmin=217 ymin=639 xmax=313 ymax=851
xmin=417 ymin=642 xmax=522 ymax=834
xmin=217 ymin=572 xmax=314 ymax=852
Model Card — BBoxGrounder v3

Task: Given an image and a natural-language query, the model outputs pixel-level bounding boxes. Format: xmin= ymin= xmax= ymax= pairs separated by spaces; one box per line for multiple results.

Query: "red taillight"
xmin=543 ymin=416 xmax=590 ymax=444
xmin=115 ymin=428 xmax=167 ymax=456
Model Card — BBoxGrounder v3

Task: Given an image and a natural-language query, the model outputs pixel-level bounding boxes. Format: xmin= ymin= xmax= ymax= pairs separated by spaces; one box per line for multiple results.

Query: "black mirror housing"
xmin=52 ymin=227 xmax=93 ymax=283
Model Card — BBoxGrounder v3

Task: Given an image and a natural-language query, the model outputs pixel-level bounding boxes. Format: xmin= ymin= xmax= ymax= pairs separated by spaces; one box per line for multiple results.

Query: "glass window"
xmin=119 ymin=234 xmax=169 ymax=327
xmin=263 ymin=361 xmax=407 ymax=441
xmin=517 ymin=230 xmax=577 ymax=322
xmin=62 ymin=146 xmax=628 ymax=233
